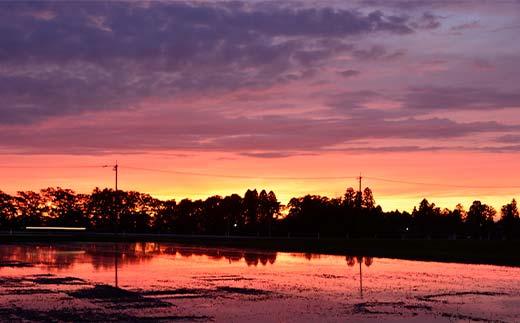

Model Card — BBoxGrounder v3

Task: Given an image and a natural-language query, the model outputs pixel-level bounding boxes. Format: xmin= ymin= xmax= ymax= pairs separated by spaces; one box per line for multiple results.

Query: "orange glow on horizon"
xmin=1 ymin=150 xmax=519 ymax=214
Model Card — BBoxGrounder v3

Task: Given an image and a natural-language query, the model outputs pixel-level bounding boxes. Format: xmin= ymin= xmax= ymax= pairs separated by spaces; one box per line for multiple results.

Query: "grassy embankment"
xmin=1 ymin=231 xmax=519 ymax=267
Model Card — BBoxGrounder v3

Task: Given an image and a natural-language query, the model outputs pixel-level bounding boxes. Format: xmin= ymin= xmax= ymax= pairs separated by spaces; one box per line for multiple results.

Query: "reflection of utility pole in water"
xmin=358 ymin=256 xmax=363 ymax=298
xmin=347 ymin=256 xmax=373 ymax=298
xmin=114 ymin=243 xmax=119 ymax=288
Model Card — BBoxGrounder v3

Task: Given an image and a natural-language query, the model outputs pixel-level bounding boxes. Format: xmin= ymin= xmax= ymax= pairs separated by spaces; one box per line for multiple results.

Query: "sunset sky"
xmin=1 ymin=1 xmax=519 ymax=212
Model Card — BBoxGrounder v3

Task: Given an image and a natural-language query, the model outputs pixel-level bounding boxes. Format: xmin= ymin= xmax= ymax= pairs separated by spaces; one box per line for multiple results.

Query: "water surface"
xmin=1 ymin=242 xmax=519 ymax=322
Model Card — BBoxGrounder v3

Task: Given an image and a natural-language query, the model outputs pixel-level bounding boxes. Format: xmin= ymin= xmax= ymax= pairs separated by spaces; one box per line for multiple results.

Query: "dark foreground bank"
xmin=1 ymin=231 xmax=519 ymax=267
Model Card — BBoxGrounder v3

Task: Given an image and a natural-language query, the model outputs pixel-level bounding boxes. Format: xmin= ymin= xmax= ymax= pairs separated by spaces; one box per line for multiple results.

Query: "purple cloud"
xmin=0 ymin=1 xmax=417 ymax=124
xmin=0 ymin=1 xmax=519 ymax=158
xmin=403 ymin=86 xmax=520 ymax=111
xmin=1 ymin=109 xmax=518 ymax=156
xmin=338 ymin=70 xmax=361 ymax=78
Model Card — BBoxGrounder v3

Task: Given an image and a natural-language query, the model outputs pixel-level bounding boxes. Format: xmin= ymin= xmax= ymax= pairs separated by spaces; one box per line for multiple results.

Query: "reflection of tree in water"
xmin=345 ymin=255 xmax=374 ymax=267
xmin=243 ymin=251 xmax=276 ymax=266
xmin=0 ymin=244 xmax=84 ymax=270
xmin=304 ymin=253 xmax=322 ymax=260
xmin=86 ymin=243 xmax=157 ymax=270
xmin=161 ymin=246 xmax=277 ymax=267
xmin=0 ymin=243 xmax=277 ymax=270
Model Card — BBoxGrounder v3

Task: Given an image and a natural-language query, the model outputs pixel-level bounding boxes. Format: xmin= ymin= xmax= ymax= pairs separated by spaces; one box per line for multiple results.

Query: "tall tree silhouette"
xmin=500 ymin=199 xmax=519 ymax=238
xmin=152 ymin=199 xmax=176 ymax=233
xmin=87 ymin=188 xmax=119 ymax=232
xmin=13 ymin=191 xmax=45 ymax=228
xmin=412 ymin=199 xmax=441 ymax=238
xmin=466 ymin=201 xmax=495 ymax=239
xmin=344 ymin=187 xmax=356 ymax=209
xmin=243 ymin=189 xmax=259 ymax=234
xmin=40 ymin=187 xmax=88 ymax=227
xmin=362 ymin=187 xmax=375 ymax=209
xmin=0 ymin=191 xmax=15 ymax=230
xmin=222 ymin=194 xmax=243 ymax=235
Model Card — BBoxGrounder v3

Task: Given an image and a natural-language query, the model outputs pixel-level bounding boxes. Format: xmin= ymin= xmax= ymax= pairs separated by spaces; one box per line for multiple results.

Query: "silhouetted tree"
xmin=40 ymin=187 xmax=88 ymax=227
xmin=242 ymin=189 xmax=259 ymax=234
xmin=0 ymin=191 xmax=15 ymax=230
xmin=344 ymin=187 xmax=356 ymax=209
xmin=412 ymin=199 xmax=442 ymax=238
xmin=13 ymin=191 xmax=45 ymax=229
xmin=87 ymin=188 xmax=119 ymax=231
xmin=152 ymin=199 xmax=176 ymax=233
xmin=202 ymin=195 xmax=227 ymax=234
xmin=0 ymin=185 xmax=516 ymax=239
xmin=362 ymin=187 xmax=375 ymax=209
xmin=465 ymin=201 xmax=495 ymax=239
xmin=500 ymin=199 xmax=519 ymax=238
xmin=222 ymin=194 xmax=243 ymax=235
xmin=257 ymin=190 xmax=280 ymax=236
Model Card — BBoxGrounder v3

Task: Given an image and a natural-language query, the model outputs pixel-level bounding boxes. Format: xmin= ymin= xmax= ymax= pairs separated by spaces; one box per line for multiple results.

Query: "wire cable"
xmin=1 ymin=163 xmax=518 ymax=190
xmin=0 ymin=165 xmax=108 ymax=169
xmin=124 ymin=165 xmax=356 ymax=181
xmin=364 ymin=176 xmax=520 ymax=190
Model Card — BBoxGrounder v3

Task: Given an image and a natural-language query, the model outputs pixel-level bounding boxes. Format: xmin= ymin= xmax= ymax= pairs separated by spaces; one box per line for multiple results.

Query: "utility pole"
xmin=358 ymin=173 xmax=362 ymax=194
xmin=357 ymin=173 xmax=363 ymax=208
xmin=114 ymin=161 xmax=118 ymax=191
xmin=103 ymin=161 xmax=120 ymax=235
xmin=113 ymin=161 xmax=119 ymax=235
xmin=103 ymin=161 xmax=119 ymax=191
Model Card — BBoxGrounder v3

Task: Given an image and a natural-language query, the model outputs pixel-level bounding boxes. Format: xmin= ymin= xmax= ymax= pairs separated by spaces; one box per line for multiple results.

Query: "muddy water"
xmin=0 ymin=242 xmax=519 ymax=322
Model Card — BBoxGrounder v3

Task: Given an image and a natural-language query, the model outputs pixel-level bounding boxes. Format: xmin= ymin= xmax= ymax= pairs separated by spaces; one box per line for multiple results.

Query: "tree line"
xmin=0 ymin=186 xmax=519 ymax=239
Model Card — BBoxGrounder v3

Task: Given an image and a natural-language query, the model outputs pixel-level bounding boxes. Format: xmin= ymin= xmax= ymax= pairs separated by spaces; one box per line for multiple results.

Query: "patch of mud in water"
xmin=142 ymin=288 xmax=210 ymax=299
xmin=68 ymin=284 xmax=171 ymax=308
xmin=0 ymin=307 xmax=126 ymax=322
xmin=352 ymin=296 xmax=511 ymax=322
xmin=0 ymin=261 xmax=33 ymax=268
xmin=133 ymin=315 xmax=213 ymax=322
xmin=1 ymin=288 xmax=54 ymax=295
xmin=403 ymin=304 xmax=433 ymax=311
xmin=316 ymin=274 xmax=344 ymax=279
xmin=353 ymin=301 xmax=409 ymax=315
xmin=142 ymin=286 xmax=270 ymax=299
xmin=440 ymin=312 xmax=507 ymax=323
xmin=0 ymin=306 xmax=211 ymax=322
xmin=419 ymin=291 xmax=509 ymax=302
xmin=30 ymin=276 xmax=86 ymax=285
xmin=1 ymin=279 xmax=213 ymax=322
xmin=0 ymin=277 xmax=24 ymax=286
xmin=216 ymin=286 xmax=269 ymax=295
xmin=197 ymin=274 xmax=254 ymax=282
xmin=352 ymin=300 xmax=441 ymax=321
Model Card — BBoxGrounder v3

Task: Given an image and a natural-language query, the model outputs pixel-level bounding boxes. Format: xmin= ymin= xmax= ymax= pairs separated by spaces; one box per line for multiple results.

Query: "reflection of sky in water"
xmin=1 ymin=242 xmax=520 ymax=321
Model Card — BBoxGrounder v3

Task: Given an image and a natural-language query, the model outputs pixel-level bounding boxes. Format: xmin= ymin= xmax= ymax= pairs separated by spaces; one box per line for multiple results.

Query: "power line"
xmin=0 ymin=165 xmax=107 ymax=169
xmin=1 ymin=163 xmax=519 ymax=190
xmin=124 ymin=166 xmax=356 ymax=181
xmin=364 ymin=176 xmax=520 ymax=190
xmin=124 ymin=166 xmax=520 ymax=190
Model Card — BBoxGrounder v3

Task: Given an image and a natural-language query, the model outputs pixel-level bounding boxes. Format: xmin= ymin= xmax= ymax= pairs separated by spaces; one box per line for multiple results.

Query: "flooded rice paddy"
xmin=0 ymin=242 xmax=519 ymax=322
